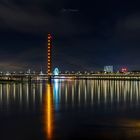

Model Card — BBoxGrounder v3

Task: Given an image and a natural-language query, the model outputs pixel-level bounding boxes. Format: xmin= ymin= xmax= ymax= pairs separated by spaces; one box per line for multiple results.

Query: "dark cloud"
xmin=116 ymin=13 xmax=140 ymax=40
xmin=0 ymin=0 xmax=140 ymax=71
xmin=0 ymin=0 xmax=85 ymax=36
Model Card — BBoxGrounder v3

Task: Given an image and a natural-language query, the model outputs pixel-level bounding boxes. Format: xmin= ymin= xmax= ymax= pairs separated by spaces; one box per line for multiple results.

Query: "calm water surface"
xmin=1 ymin=80 xmax=140 ymax=140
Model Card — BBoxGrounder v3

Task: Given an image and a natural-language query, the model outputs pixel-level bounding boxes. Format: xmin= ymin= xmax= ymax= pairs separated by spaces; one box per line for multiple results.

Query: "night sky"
xmin=0 ymin=0 xmax=140 ymax=72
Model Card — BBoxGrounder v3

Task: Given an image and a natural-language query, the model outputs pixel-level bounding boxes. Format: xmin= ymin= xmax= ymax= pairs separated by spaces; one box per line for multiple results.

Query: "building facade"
xmin=104 ymin=66 xmax=113 ymax=73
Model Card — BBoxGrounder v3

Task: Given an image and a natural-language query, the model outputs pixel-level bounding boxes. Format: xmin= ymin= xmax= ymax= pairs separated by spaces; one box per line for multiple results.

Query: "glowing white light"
xmin=53 ymin=68 xmax=59 ymax=76
xmin=54 ymin=79 xmax=59 ymax=110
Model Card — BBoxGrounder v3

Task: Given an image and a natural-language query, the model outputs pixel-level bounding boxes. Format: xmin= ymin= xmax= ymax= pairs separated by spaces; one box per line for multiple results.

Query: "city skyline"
xmin=1 ymin=1 xmax=140 ymax=140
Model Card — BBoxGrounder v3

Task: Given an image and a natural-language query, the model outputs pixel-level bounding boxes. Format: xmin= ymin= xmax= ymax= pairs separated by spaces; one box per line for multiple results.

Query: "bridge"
xmin=0 ymin=73 xmax=140 ymax=81
xmin=1 ymin=33 xmax=140 ymax=82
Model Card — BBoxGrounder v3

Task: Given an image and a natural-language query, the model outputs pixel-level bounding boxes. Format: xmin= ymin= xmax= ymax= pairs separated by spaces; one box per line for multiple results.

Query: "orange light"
xmin=43 ymin=83 xmax=54 ymax=139
xmin=47 ymin=34 xmax=52 ymax=76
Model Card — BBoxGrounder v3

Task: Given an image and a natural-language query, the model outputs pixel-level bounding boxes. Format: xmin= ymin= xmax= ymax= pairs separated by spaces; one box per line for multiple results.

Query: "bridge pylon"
xmin=47 ymin=33 xmax=52 ymax=82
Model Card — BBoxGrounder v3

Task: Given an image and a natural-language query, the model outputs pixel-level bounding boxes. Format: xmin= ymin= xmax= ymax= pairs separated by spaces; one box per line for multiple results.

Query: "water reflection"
xmin=43 ymin=83 xmax=54 ymax=140
xmin=0 ymin=80 xmax=140 ymax=112
xmin=53 ymin=79 xmax=59 ymax=110
xmin=0 ymin=82 xmax=44 ymax=113
xmin=0 ymin=80 xmax=140 ymax=139
xmin=52 ymin=80 xmax=140 ymax=110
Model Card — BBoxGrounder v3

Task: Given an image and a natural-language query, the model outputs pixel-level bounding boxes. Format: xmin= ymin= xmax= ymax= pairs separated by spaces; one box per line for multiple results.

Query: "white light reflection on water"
xmin=53 ymin=79 xmax=59 ymax=110
xmin=0 ymin=84 xmax=2 ymax=105
xmin=72 ymin=84 xmax=74 ymax=107
xmin=53 ymin=80 xmax=140 ymax=110
xmin=0 ymin=80 xmax=140 ymax=140
xmin=39 ymin=82 xmax=43 ymax=106
xmin=0 ymin=82 xmax=44 ymax=114
xmin=78 ymin=81 xmax=81 ymax=107
xmin=0 ymin=80 xmax=140 ymax=113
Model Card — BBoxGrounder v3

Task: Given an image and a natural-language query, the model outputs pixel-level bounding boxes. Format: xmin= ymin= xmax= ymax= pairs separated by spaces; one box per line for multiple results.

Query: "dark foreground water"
xmin=1 ymin=80 xmax=140 ymax=140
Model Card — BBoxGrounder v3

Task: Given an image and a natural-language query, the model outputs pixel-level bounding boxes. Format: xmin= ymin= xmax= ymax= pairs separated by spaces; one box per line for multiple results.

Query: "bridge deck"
xmin=0 ymin=74 xmax=140 ymax=81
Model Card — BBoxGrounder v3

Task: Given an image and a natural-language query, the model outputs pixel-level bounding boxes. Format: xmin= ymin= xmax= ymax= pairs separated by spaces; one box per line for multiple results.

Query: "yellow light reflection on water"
xmin=43 ymin=83 xmax=54 ymax=140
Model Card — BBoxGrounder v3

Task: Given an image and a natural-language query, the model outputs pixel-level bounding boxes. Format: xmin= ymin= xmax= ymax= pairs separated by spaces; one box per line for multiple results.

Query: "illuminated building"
xmin=47 ymin=34 xmax=52 ymax=76
xmin=104 ymin=66 xmax=113 ymax=73
xmin=121 ymin=67 xmax=128 ymax=73
xmin=53 ymin=68 xmax=59 ymax=76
